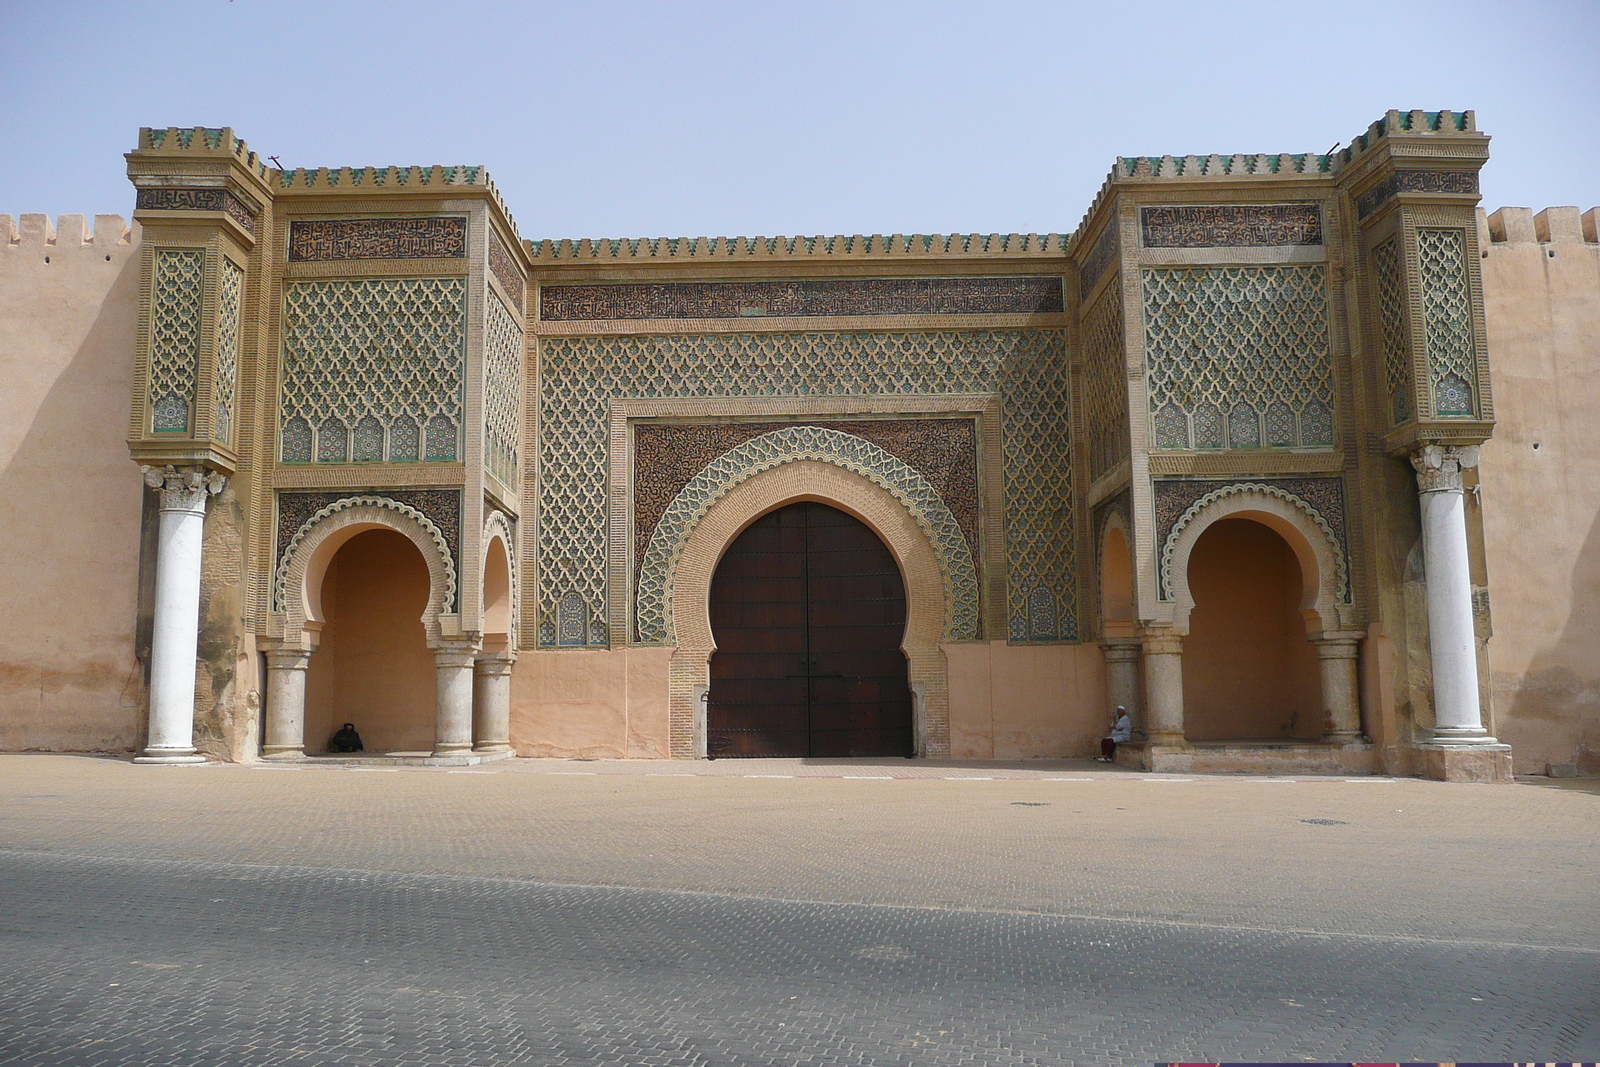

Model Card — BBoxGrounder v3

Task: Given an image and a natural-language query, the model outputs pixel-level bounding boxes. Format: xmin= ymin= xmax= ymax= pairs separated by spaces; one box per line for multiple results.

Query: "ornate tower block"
xmin=125 ymin=127 xmax=272 ymax=761
xmin=1340 ymin=110 xmax=1511 ymax=780
xmin=125 ymin=127 xmax=531 ymax=761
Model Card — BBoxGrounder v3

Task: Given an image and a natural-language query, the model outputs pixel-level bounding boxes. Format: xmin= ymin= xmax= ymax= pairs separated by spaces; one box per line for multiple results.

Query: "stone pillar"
xmin=1101 ymin=639 xmax=1143 ymax=732
xmin=1141 ymin=629 xmax=1185 ymax=744
xmin=433 ymin=641 xmax=480 ymax=757
xmin=135 ymin=466 xmax=224 ymax=764
xmin=260 ymin=643 xmax=311 ymax=759
xmin=1313 ymin=632 xmax=1363 ymax=742
xmin=1410 ymin=445 xmax=1497 ymax=745
xmin=473 ymin=653 xmax=515 ymax=754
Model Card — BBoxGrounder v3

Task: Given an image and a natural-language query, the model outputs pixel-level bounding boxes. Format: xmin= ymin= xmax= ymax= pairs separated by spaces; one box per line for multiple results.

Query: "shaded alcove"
xmin=303 ymin=528 xmax=435 ymax=753
xmin=1101 ymin=524 xmax=1136 ymax=635
xmin=1182 ymin=517 xmax=1321 ymax=741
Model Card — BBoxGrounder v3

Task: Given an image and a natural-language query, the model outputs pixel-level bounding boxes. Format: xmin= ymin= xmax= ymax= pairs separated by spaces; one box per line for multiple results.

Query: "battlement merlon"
xmin=523 ymin=232 xmax=1071 ymax=269
xmin=1067 ymin=109 xmax=1489 ymax=268
xmin=126 ymin=127 xmax=528 ymax=263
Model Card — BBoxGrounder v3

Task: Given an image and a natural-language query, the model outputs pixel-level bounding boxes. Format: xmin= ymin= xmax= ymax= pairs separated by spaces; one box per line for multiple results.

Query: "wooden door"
xmin=707 ymin=502 xmax=913 ymax=757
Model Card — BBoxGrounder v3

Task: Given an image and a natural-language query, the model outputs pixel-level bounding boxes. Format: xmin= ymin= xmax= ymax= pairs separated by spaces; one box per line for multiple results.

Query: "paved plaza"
xmin=1 ymin=755 xmax=1596 ymax=1065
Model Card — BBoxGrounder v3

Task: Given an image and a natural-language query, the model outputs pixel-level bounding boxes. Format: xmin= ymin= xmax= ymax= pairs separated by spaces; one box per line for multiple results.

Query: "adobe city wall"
xmin=0 ymin=213 xmax=145 ymax=752
xmin=1476 ymin=206 xmax=1600 ymax=774
xmin=2 ymin=206 xmax=1598 ymax=771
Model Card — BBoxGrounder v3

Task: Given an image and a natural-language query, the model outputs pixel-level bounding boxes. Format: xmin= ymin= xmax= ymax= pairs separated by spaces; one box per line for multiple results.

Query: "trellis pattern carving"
xmin=635 ymin=427 xmax=980 ymax=645
xmin=483 ymin=291 xmax=522 ymax=487
xmin=538 ymin=329 xmax=1073 ymax=647
xmin=280 ymin=278 xmax=464 ymax=464
xmin=1142 ymin=266 xmax=1333 ymax=451
xmin=148 ymin=249 xmax=205 ymax=434
xmin=212 ymin=258 xmax=243 ymax=445
xmin=1081 ymin=283 xmax=1127 ymax=481
xmin=272 ymin=494 xmax=457 ymax=614
xmin=1372 ymin=239 xmax=1412 ymax=424
xmin=1416 ymin=229 xmax=1478 ymax=417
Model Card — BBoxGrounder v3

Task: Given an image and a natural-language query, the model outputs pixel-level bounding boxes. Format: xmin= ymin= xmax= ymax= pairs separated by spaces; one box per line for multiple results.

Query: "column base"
xmin=1414 ymin=742 xmax=1514 ymax=783
xmin=473 ymin=742 xmax=513 ymax=754
xmin=259 ymin=746 xmax=307 ymax=761
xmin=133 ymin=749 xmax=207 ymax=765
xmin=432 ymin=742 xmax=475 ymax=758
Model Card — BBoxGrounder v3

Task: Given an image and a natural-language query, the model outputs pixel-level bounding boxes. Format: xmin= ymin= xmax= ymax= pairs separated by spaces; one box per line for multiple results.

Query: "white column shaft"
xmin=434 ymin=651 xmax=477 ymax=756
xmin=1419 ymin=484 xmax=1487 ymax=741
xmin=262 ymin=650 xmax=310 ymax=759
xmin=473 ymin=659 xmax=514 ymax=753
xmin=1102 ymin=641 xmax=1142 ymax=731
xmin=1315 ymin=638 xmax=1362 ymax=742
xmin=1142 ymin=634 xmax=1185 ymax=743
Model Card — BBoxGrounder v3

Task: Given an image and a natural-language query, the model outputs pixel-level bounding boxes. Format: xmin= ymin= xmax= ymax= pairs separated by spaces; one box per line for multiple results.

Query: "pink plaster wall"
xmin=1477 ymin=206 xmax=1600 ymax=773
xmin=0 ymin=214 xmax=144 ymax=752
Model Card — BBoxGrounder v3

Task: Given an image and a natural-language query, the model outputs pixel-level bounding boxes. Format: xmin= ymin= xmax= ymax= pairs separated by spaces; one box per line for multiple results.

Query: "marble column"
xmin=135 ymin=465 xmax=225 ymax=764
xmin=1410 ymin=444 xmax=1497 ymax=745
xmin=1312 ymin=632 xmax=1364 ymax=742
xmin=1141 ymin=629 xmax=1185 ymax=744
xmin=473 ymin=653 xmax=515 ymax=754
xmin=260 ymin=643 xmax=312 ymax=759
xmin=433 ymin=642 xmax=480 ymax=757
xmin=1101 ymin=638 xmax=1143 ymax=732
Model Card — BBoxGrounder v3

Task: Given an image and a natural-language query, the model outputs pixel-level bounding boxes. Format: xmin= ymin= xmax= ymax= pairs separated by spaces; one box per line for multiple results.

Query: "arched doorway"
xmin=707 ymin=501 xmax=914 ymax=757
xmin=1181 ymin=517 xmax=1321 ymax=741
xmin=303 ymin=528 xmax=436 ymax=753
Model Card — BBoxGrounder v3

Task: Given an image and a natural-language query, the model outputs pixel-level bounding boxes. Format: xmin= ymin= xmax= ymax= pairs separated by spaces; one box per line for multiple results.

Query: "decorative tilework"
xmin=273 ymin=489 xmax=461 ymax=611
xmin=279 ymin=278 xmax=465 ymax=463
xmin=1371 ymin=239 xmax=1412 ymax=424
xmin=1080 ymin=284 xmax=1127 ymax=481
xmin=1152 ymin=477 xmax=1348 ymax=602
xmin=635 ymin=426 xmax=982 ymax=645
xmin=136 ymin=187 xmax=257 ymax=235
xmin=539 ymin=276 xmax=1063 ymax=321
xmin=212 ymin=258 xmax=242 ymax=446
xmin=287 ymin=217 xmax=467 ymax=262
xmin=1417 ymin=229 xmax=1478 ymax=417
xmin=1078 ymin=223 xmax=1118 ymax=296
xmin=1140 ymin=205 xmax=1322 ymax=247
xmin=1357 ymin=170 xmax=1479 ymax=219
xmin=487 ymin=228 xmax=525 ymax=314
xmin=1141 ymin=266 xmax=1332 ymax=451
xmin=538 ymin=329 xmax=1073 ymax=648
xmin=632 ymin=419 xmax=980 ymax=604
xmin=483 ymin=291 xmax=523 ymax=487
xmin=148 ymin=249 xmax=205 ymax=435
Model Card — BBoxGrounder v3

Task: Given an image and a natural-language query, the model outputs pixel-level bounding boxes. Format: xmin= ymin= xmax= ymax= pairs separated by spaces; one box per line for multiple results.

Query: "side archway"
xmin=482 ymin=510 xmax=517 ymax=646
xmin=666 ymin=459 xmax=951 ymax=759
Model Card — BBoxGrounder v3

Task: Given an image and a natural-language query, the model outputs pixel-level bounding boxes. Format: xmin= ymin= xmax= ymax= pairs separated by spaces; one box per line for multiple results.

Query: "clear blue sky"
xmin=2 ymin=0 xmax=1595 ymax=239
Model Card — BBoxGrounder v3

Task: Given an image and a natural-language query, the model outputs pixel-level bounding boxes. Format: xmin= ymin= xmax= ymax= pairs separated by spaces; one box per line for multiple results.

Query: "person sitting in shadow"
xmin=329 ymin=722 xmax=364 ymax=753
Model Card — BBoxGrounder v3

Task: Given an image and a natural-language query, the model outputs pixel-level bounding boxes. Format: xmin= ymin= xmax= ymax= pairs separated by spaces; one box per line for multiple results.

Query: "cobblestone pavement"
xmin=2 ymin=755 xmax=1597 ymax=1064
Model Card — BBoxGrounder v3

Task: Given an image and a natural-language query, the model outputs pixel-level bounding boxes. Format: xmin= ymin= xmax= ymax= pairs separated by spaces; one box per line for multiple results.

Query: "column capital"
xmin=1310 ymin=631 xmax=1363 ymax=658
xmin=141 ymin=464 xmax=227 ymax=513
xmin=432 ymin=638 xmax=482 ymax=670
xmin=1409 ymin=443 xmax=1479 ymax=494
xmin=1100 ymin=639 xmax=1142 ymax=663
xmin=474 ymin=653 xmax=516 ymax=677
xmin=1141 ymin=629 xmax=1184 ymax=657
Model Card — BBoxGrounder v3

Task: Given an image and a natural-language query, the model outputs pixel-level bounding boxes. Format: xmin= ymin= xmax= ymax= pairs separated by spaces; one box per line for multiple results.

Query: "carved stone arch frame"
xmin=275 ymin=497 xmax=457 ymax=649
xmin=482 ymin=509 xmax=518 ymax=646
xmin=1158 ymin=485 xmax=1351 ymax=636
xmin=665 ymin=460 xmax=952 ymax=760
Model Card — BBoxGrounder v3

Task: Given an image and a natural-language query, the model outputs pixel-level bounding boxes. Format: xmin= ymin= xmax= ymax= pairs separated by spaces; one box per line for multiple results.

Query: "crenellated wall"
xmin=0 ymin=213 xmax=144 ymax=751
xmin=1476 ymin=206 xmax=1600 ymax=774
